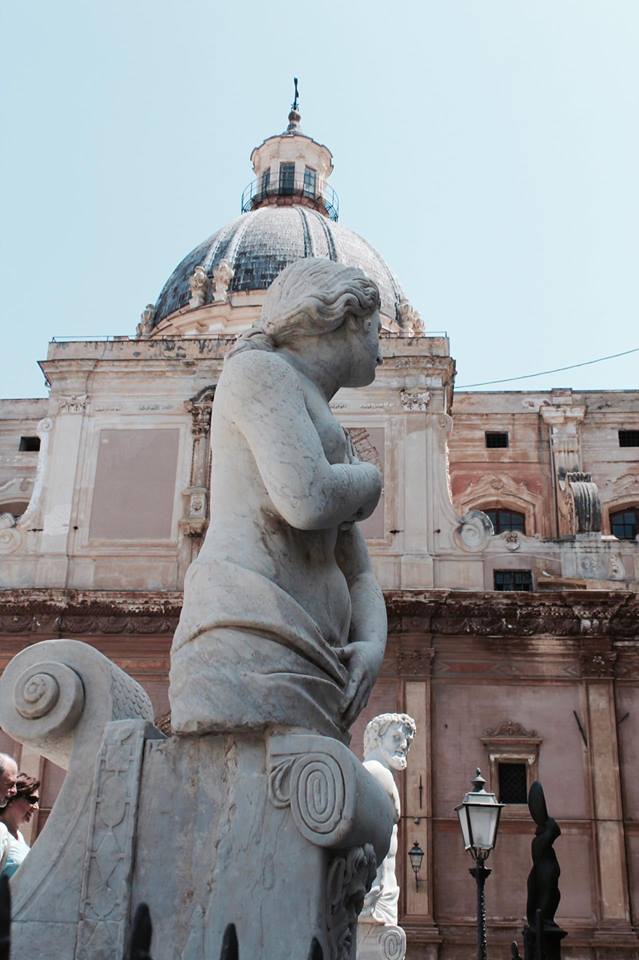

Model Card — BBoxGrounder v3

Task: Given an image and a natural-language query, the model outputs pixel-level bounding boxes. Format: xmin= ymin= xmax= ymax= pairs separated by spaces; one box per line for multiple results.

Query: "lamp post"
xmin=455 ymin=769 xmax=504 ymax=960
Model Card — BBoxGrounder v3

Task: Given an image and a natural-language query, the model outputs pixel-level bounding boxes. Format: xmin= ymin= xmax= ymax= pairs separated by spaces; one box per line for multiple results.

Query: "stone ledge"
xmin=0 ymin=588 xmax=637 ymax=641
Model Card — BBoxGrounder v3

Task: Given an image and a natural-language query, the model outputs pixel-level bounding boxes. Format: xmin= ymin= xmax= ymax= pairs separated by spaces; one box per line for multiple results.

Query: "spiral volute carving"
xmin=455 ymin=509 xmax=493 ymax=553
xmin=10 ymin=660 xmax=84 ymax=738
xmin=293 ymin=755 xmax=345 ymax=837
xmin=381 ymin=927 xmax=406 ymax=960
xmin=16 ymin=671 xmax=60 ymax=719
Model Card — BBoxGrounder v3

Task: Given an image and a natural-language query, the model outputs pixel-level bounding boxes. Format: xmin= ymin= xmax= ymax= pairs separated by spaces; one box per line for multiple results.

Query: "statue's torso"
xmin=200 ymin=356 xmax=352 ymax=646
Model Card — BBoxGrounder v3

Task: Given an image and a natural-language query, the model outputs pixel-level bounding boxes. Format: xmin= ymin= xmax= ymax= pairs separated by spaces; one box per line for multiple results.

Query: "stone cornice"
xmin=0 ymin=588 xmax=636 ymax=641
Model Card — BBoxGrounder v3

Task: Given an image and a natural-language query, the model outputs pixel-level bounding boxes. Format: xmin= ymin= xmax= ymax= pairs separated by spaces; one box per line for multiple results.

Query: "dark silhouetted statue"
xmin=523 ymin=781 xmax=566 ymax=960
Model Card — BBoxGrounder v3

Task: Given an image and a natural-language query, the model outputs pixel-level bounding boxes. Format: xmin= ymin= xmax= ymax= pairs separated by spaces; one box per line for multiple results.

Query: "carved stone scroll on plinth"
xmin=0 ymin=640 xmax=394 ymax=960
xmin=0 ymin=639 xmax=157 ymax=960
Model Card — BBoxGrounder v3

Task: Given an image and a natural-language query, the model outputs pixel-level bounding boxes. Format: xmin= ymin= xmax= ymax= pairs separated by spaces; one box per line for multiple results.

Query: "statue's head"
xmin=363 ymin=713 xmax=416 ymax=771
xmin=228 ymin=258 xmax=382 ymax=386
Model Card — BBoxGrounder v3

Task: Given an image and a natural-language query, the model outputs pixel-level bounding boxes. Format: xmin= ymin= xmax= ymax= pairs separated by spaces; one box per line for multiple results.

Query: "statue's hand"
xmin=337 ymin=641 xmax=383 ymax=729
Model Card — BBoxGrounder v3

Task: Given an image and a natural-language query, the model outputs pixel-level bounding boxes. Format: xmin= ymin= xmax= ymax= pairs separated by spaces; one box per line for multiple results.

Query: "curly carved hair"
xmin=228 ymin=258 xmax=380 ymax=357
xmin=363 ymin=713 xmax=417 ymax=758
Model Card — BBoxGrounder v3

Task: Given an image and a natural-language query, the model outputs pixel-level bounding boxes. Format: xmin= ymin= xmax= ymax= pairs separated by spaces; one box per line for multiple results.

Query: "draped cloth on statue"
xmin=169 ymin=558 xmax=350 ymax=740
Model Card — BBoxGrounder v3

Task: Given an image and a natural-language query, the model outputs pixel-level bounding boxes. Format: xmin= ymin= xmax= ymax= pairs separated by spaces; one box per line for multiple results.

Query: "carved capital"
xmin=57 ymin=394 xmax=88 ymax=415
xmin=400 ymin=388 xmax=431 ymax=412
xmin=396 ymin=645 xmax=434 ymax=677
xmin=579 ymin=650 xmax=617 ymax=678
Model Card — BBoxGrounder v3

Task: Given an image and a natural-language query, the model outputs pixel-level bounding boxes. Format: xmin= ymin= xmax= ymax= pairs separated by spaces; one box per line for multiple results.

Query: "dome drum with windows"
xmin=137 ymin=91 xmax=424 ymax=341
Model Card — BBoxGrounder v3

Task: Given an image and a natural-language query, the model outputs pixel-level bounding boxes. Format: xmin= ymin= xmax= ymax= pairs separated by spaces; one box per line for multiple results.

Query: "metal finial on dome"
xmin=286 ymin=76 xmax=301 ymax=133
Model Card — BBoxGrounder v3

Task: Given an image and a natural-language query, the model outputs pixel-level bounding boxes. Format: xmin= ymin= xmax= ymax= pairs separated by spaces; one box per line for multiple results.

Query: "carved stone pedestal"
xmin=357 ymin=923 xmax=406 ymax=960
xmin=0 ymin=640 xmax=394 ymax=960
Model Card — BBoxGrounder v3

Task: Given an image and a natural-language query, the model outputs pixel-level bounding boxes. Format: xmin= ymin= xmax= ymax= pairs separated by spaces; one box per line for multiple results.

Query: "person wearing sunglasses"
xmin=0 ymin=772 xmax=40 ymax=878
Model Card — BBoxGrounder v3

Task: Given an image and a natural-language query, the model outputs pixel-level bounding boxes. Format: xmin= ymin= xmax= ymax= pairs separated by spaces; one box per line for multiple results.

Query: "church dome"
xmin=152 ymin=205 xmax=406 ymax=329
xmin=141 ymin=87 xmax=422 ymax=339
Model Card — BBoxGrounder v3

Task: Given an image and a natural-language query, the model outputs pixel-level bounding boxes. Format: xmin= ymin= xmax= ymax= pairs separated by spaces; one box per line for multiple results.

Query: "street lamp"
xmin=455 ymin=768 xmax=504 ymax=960
xmin=408 ymin=841 xmax=424 ymax=890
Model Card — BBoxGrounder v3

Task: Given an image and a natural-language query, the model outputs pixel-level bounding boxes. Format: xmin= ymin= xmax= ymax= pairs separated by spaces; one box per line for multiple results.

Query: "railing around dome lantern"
xmin=240 ymin=176 xmax=339 ymax=221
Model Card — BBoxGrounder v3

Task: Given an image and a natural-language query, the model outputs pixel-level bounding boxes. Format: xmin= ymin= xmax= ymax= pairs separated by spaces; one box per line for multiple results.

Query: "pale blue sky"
xmin=1 ymin=1 xmax=638 ymax=398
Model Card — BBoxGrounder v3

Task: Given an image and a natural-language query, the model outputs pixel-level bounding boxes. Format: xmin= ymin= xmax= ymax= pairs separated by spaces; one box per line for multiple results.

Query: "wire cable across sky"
xmin=457 ymin=345 xmax=639 ymax=389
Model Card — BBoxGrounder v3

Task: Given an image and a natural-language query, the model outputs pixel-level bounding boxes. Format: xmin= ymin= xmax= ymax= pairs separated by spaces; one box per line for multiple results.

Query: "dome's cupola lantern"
xmin=241 ymin=79 xmax=339 ymax=221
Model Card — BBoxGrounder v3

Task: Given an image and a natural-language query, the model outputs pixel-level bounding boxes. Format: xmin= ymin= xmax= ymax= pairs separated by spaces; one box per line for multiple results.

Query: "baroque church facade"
xmin=1 ymin=101 xmax=639 ymax=959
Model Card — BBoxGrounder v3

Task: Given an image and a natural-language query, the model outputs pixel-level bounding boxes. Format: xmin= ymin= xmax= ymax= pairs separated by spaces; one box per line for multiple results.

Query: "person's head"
xmin=229 ymin=258 xmax=382 ymax=386
xmin=0 ymin=773 xmax=40 ymax=829
xmin=0 ymin=753 xmax=18 ymax=807
xmin=363 ymin=713 xmax=417 ymax=771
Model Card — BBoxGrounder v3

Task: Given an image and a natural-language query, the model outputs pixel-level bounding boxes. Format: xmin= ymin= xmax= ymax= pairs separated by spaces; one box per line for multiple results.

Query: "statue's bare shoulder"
xmin=221 ymin=349 xmax=305 ymax=413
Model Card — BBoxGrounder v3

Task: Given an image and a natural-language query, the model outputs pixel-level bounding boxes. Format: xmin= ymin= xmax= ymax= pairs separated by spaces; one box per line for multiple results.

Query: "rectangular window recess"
xmin=498 ymin=762 xmax=528 ymax=804
xmin=485 ymin=431 xmax=509 ymax=448
xmin=619 ymin=430 xmax=639 ymax=447
xmin=494 ymin=569 xmax=533 ymax=592
xmin=19 ymin=436 xmax=40 ymax=452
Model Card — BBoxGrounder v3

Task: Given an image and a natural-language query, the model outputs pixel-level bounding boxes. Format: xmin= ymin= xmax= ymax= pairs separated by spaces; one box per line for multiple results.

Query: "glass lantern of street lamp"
xmin=455 ymin=768 xmax=503 ymax=862
xmin=408 ymin=841 xmax=424 ymax=889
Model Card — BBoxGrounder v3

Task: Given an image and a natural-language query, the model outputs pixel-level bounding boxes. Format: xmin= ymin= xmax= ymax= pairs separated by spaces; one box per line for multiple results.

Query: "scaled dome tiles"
xmin=153 ymin=206 xmax=405 ymax=329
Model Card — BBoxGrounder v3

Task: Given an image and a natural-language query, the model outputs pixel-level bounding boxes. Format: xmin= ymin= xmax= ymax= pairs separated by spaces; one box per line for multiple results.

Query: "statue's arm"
xmin=335 ymin=524 xmax=387 ymax=728
xmin=224 ymin=352 xmax=382 ymax=530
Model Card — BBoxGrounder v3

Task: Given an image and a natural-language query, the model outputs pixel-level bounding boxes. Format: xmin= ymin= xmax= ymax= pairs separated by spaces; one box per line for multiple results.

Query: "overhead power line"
xmin=457 ymin=346 xmax=639 ymax=389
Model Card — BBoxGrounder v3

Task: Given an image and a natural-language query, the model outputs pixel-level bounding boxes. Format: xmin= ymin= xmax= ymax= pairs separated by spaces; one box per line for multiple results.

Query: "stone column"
xmin=580 ymin=643 xmax=636 ymax=953
xmin=177 ymin=387 xmax=215 ymax=582
xmin=36 ymin=395 xmax=88 ymax=586
xmin=399 ymin=646 xmax=440 ymax=959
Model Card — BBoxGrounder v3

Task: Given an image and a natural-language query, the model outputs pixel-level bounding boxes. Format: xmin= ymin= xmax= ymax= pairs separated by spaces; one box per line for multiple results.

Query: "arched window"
xmin=484 ymin=508 xmax=526 ymax=535
xmin=610 ymin=507 xmax=638 ymax=541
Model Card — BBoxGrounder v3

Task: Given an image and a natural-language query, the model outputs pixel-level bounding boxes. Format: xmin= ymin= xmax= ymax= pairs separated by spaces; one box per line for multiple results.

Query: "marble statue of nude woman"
xmin=169 ymin=257 xmax=387 ymax=740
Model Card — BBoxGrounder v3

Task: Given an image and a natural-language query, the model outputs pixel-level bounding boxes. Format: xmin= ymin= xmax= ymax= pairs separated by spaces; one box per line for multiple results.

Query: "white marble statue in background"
xmin=170 ymin=258 xmax=388 ymax=739
xmin=360 ymin=713 xmax=417 ymax=926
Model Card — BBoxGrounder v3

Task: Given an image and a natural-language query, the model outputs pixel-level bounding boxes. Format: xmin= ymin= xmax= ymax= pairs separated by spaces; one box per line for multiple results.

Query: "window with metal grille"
xmin=619 ymin=430 xmax=639 ymax=447
xmin=494 ymin=569 xmax=533 ymax=592
xmin=498 ymin=762 xmax=528 ymax=804
xmin=485 ymin=431 xmax=509 ymax=448
xmin=485 ymin=508 xmax=526 ymax=534
xmin=260 ymin=169 xmax=271 ymax=196
xmin=303 ymin=166 xmax=317 ymax=199
xmin=610 ymin=508 xmax=638 ymax=541
xmin=19 ymin=436 xmax=40 ymax=452
xmin=279 ymin=162 xmax=295 ymax=195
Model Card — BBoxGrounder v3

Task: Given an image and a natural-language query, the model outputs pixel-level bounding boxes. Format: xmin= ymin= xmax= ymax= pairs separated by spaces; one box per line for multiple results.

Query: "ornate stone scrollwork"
xmin=453 ymin=509 xmax=493 ymax=553
xmin=0 ymin=513 xmax=21 ymax=554
xmin=326 ymin=844 xmax=378 ymax=960
xmin=399 ymin=388 xmax=431 ymax=412
xmin=484 ymin=720 xmax=539 ymax=739
xmin=57 ymin=395 xmax=88 ymax=415
xmin=271 ymin=751 xmax=346 ymax=839
xmin=268 ymin=734 xmax=394 ymax=861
